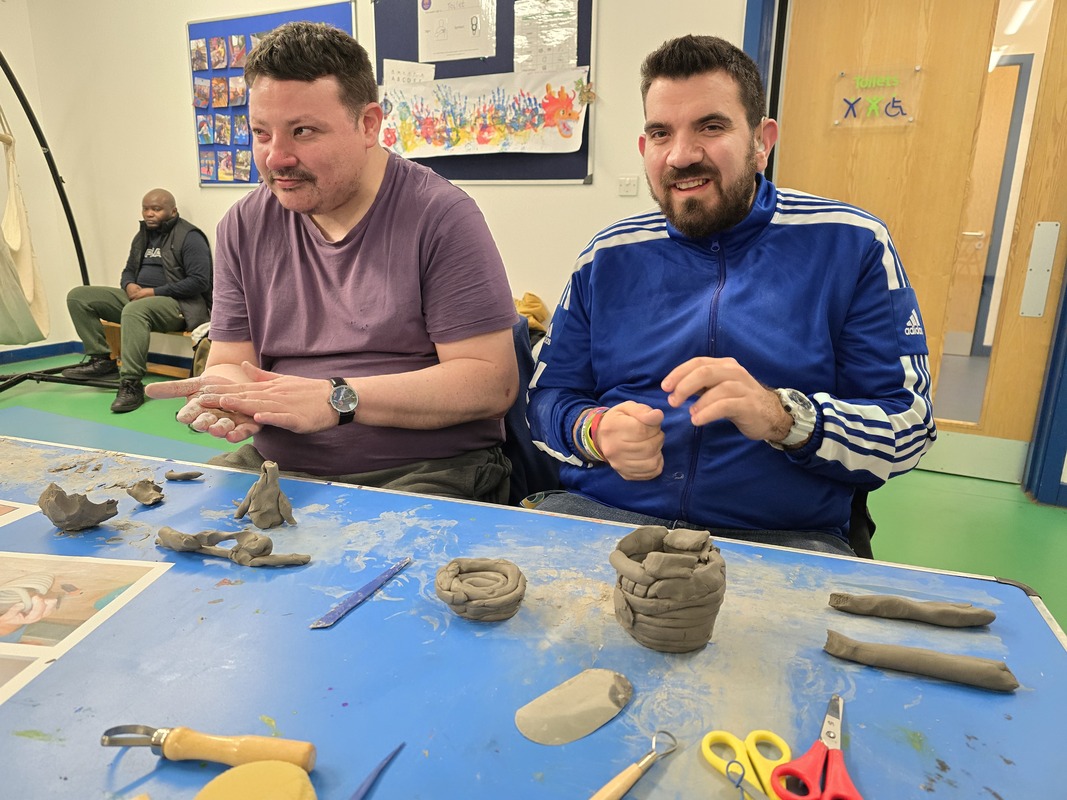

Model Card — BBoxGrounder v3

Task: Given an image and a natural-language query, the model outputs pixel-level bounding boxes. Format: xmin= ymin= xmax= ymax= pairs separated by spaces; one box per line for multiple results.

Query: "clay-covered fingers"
xmin=597 ymin=402 xmax=665 ymax=481
xmin=661 ymin=357 xmax=776 ymax=434
xmin=144 ymin=375 xmax=208 ymax=401
xmin=203 ymin=368 xmax=339 ymax=434
xmin=661 ymin=357 xmax=736 ymax=408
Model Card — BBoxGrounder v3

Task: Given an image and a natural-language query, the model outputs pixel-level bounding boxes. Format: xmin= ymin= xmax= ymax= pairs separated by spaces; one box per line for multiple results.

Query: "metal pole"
xmin=0 ymin=47 xmax=89 ymax=285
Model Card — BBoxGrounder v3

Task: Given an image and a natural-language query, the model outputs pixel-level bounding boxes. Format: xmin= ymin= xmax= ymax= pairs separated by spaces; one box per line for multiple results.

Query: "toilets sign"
xmin=833 ymin=67 xmax=922 ymax=127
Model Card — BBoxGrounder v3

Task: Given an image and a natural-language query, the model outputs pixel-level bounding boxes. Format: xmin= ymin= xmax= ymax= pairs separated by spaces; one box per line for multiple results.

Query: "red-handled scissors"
xmin=770 ymin=694 xmax=863 ymax=800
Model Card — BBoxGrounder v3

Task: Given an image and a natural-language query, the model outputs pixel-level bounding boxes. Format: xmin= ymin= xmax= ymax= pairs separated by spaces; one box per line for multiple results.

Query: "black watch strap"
xmin=328 ymin=377 xmax=358 ymax=425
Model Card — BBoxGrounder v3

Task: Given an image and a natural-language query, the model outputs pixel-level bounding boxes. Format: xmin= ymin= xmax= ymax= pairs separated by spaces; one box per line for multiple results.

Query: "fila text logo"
xmin=904 ymin=309 xmax=924 ymax=336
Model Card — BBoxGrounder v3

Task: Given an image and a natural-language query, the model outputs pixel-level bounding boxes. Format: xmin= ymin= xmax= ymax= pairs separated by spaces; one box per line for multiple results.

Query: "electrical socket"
xmin=617 ymin=175 xmax=639 ymax=197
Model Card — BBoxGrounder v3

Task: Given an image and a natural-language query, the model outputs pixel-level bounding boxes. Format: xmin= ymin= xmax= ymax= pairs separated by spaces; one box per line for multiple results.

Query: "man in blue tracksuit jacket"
xmin=527 ymin=35 xmax=936 ymax=555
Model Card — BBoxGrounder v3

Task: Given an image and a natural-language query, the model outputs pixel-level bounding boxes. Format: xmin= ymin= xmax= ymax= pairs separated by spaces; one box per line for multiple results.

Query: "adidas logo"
xmin=904 ymin=309 xmax=924 ymax=336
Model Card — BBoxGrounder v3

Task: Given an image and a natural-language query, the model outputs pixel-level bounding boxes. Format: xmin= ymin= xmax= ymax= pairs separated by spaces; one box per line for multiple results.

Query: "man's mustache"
xmin=268 ymin=169 xmax=316 ymax=182
xmin=661 ymin=166 xmax=719 ymax=186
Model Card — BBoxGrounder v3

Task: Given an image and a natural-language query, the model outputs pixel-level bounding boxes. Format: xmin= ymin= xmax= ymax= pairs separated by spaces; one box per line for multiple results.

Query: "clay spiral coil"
xmin=435 ymin=558 xmax=527 ymax=621
xmin=609 ymin=526 xmax=727 ymax=653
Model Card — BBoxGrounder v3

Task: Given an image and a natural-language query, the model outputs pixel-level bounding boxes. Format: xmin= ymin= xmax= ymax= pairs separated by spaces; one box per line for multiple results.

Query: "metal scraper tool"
xmin=100 ymin=724 xmax=316 ymax=771
xmin=515 ymin=668 xmax=633 ymax=745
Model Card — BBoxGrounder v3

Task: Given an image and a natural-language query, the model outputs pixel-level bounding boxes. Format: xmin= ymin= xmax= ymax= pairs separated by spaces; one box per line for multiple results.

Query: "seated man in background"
xmin=63 ymin=188 xmax=212 ymax=413
xmin=147 ymin=22 xmax=518 ymax=503
xmin=526 ymin=35 xmax=936 ymax=555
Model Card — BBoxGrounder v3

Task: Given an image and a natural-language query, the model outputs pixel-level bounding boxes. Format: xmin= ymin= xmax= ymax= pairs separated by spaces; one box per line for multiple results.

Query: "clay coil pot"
xmin=609 ymin=526 xmax=726 ymax=653
xmin=435 ymin=557 xmax=527 ymax=621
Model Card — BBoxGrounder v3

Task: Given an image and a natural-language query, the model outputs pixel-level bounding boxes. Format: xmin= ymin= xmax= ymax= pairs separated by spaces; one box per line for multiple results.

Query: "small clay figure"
xmin=165 ymin=470 xmax=204 ymax=481
xmin=823 ymin=629 xmax=1019 ymax=692
xmin=127 ymin=479 xmax=164 ymax=506
xmin=155 ymin=526 xmax=310 ymax=568
xmin=234 ymin=461 xmax=296 ymax=529
xmin=828 ymin=592 xmax=996 ymax=627
xmin=609 ymin=526 xmax=727 ymax=653
xmin=37 ymin=482 xmax=119 ymax=531
xmin=435 ymin=558 xmax=527 ymax=621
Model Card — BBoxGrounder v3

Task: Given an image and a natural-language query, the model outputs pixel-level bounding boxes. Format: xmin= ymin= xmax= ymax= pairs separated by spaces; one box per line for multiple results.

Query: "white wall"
xmin=1 ymin=0 xmax=742 ymax=353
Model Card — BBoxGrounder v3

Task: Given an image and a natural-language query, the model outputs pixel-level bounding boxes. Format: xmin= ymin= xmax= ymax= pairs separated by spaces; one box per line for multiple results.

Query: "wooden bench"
xmin=101 ymin=320 xmax=193 ymax=379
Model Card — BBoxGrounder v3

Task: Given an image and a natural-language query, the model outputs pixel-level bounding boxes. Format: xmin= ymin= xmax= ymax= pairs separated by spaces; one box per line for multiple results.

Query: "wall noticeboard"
xmin=373 ymin=0 xmax=595 ymax=182
xmin=186 ymin=2 xmax=355 ymax=187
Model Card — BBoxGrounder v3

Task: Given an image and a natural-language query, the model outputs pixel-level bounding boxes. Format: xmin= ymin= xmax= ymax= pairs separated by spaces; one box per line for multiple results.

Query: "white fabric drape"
xmin=1 ymin=104 xmax=47 ymax=344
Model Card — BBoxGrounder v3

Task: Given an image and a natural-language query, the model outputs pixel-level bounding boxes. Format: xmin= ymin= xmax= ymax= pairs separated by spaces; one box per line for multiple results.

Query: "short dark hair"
xmin=245 ymin=22 xmax=378 ymax=118
xmin=640 ymin=35 xmax=766 ymax=130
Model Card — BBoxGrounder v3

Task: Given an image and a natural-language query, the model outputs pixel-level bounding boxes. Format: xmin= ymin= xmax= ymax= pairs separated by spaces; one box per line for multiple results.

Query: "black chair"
xmin=848 ymin=489 xmax=876 ymax=559
xmin=502 ymin=317 xmax=560 ymax=505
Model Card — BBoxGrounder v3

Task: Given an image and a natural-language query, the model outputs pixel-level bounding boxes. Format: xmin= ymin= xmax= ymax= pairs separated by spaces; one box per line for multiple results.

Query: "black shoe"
xmin=61 ymin=355 xmax=119 ymax=381
xmin=110 ymin=379 xmax=145 ymax=413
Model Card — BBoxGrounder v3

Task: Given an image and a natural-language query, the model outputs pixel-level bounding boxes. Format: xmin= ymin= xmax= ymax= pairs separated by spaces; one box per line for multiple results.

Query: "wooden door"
xmin=943 ymin=64 xmax=1017 ymax=359
xmin=776 ymin=0 xmax=1067 ymax=481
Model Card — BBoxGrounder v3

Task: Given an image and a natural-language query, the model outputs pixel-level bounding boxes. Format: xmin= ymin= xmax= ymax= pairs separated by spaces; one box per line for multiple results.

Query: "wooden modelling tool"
xmin=100 ymin=724 xmax=316 ymax=771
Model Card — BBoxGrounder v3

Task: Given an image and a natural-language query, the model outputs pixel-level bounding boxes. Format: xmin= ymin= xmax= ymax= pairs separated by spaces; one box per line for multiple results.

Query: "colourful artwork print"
xmin=380 ymin=68 xmax=589 ymax=158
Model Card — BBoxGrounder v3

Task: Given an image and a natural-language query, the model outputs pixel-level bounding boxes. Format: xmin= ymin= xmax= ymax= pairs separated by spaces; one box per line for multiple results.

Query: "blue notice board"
xmin=186 ymin=2 xmax=355 ymax=187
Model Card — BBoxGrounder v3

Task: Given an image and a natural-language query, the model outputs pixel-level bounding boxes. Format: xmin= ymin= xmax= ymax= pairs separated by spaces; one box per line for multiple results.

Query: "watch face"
xmin=784 ymin=388 xmax=814 ymax=412
xmin=330 ymin=384 xmax=358 ymax=413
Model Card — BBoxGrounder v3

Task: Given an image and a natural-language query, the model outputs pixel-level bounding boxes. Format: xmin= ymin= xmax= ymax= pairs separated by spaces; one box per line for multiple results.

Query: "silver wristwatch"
xmin=766 ymin=388 xmax=816 ymax=450
xmin=328 ymin=377 xmax=358 ymax=425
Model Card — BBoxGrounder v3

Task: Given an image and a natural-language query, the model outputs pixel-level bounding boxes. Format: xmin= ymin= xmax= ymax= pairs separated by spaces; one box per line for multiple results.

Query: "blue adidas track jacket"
xmin=527 ymin=176 xmax=936 ymax=541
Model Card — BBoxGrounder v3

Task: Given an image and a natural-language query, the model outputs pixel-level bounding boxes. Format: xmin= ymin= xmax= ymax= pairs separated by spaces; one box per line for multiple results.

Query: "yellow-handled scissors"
xmin=701 ymin=728 xmax=791 ymax=800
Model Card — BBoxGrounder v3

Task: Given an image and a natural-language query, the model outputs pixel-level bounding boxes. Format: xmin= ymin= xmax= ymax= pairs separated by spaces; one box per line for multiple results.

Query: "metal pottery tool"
xmin=588 ymin=730 xmax=678 ymax=799
xmin=310 ymin=557 xmax=412 ymax=629
xmin=100 ymin=724 xmax=316 ymax=771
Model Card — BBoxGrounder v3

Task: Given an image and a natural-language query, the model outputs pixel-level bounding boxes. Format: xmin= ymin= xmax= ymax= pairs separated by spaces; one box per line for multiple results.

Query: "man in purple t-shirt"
xmin=148 ymin=22 xmax=518 ymax=502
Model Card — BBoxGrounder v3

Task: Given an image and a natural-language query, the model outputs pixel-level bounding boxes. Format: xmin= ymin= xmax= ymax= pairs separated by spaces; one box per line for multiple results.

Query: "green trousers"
xmin=208 ymin=443 xmax=512 ymax=505
xmin=66 ymin=286 xmax=185 ymax=380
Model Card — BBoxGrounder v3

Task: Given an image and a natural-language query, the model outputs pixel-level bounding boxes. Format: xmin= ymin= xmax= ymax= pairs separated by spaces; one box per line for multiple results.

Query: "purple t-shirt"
xmin=211 ymin=152 xmax=517 ymax=475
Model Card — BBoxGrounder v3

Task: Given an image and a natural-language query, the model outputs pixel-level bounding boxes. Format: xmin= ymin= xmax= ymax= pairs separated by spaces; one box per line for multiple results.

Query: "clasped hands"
xmin=144 ymin=362 xmax=340 ymax=443
xmin=595 ymin=357 xmax=791 ymax=481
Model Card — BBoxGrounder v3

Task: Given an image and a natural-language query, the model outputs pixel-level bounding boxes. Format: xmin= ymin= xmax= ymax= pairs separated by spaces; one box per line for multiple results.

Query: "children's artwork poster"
xmin=187 ymin=3 xmax=354 ymax=186
xmin=380 ymin=67 xmax=590 ymax=158
xmin=0 ymin=550 xmax=170 ymax=705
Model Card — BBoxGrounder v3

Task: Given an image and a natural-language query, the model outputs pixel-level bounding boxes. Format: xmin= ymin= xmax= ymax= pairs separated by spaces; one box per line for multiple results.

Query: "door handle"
xmin=961 ymin=231 xmax=986 ymax=237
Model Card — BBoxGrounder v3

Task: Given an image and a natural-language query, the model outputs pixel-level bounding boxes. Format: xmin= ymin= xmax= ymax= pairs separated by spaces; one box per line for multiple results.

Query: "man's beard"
xmin=649 ymin=145 xmax=758 ymax=238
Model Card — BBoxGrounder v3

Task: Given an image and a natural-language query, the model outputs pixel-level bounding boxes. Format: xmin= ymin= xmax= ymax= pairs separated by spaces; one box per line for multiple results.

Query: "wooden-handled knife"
xmin=100 ymin=724 xmax=316 ymax=772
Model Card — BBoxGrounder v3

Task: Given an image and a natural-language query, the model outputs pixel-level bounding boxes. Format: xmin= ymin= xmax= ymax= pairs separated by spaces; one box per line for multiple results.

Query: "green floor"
xmin=3 ymin=353 xmax=1066 ymax=628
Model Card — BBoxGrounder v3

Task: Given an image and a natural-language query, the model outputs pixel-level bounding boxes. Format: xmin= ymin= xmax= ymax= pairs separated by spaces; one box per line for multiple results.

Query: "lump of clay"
xmin=127 ymin=479 xmax=164 ymax=506
xmin=165 ymin=470 xmax=204 ymax=481
xmin=156 ymin=526 xmax=310 ymax=568
xmin=234 ymin=461 xmax=296 ymax=529
xmin=435 ymin=558 xmax=527 ymax=621
xmin=37 ymin=482 xmax=119 ymax=531
xmin=609 ymin=526 xmax=726 ymax=653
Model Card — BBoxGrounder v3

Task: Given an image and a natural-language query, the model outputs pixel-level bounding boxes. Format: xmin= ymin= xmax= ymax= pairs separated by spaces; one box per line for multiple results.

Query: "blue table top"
xmin=0 ymin=433 xmax=1063 ymax=799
